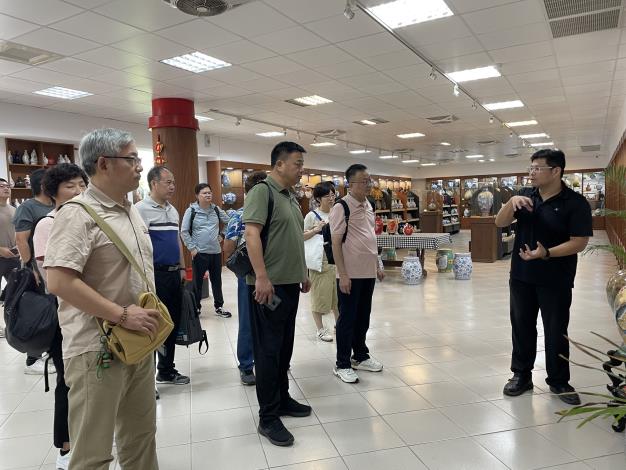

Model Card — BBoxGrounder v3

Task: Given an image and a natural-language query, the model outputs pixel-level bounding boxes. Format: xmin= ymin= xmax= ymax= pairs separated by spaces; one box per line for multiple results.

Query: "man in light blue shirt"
xmin=181 ymin=183 xmax=232 ymax=318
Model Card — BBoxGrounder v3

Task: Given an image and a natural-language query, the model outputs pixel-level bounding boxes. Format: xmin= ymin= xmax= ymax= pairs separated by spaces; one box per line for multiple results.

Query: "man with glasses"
xmin=496 ymin=149 xmax=592 ymax=405
xmin=45 ymin=128 xmax=160 ymax=469
xmin=0 ymin=178 xmax=19 ymax=338
xmin=330 ymin=163 xmax=384 ymax=384
xmin=136 ymin=166 xmax=190 ymax=388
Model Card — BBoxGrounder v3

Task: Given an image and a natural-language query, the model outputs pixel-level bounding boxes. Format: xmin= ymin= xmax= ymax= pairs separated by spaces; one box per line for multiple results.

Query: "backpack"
xmin=175 ymin=287 xmax=209 ymax=353
xmin=188 ymin=205 xmax=221 ymax=236
xmin=318 ymin=199 xmax=350 ymax=265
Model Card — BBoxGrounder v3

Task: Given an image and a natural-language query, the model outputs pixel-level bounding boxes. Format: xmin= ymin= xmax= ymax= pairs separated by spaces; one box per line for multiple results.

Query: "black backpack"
xmin=317 ymin=199 xmax=349 ymax=265
xmin=188 ymin=205 xmax=222 ymax=236
xmin=175 ymin=287 xmax=209 ymax=354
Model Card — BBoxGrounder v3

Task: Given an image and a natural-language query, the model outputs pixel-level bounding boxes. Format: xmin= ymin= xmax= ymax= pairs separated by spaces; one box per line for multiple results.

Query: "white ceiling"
xmin=0 ymin=0 xmax=624 ymax=170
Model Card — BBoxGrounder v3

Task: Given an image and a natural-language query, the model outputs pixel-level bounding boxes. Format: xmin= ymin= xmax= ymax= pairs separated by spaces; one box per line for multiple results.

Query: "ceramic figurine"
xmin=30 ymin=149 xmax=37 ymax=165
xmin=464 ymin=208 xmax=470 ymax=217
xmin=401 ymin=256 xmax=422 ymax=284
xmin=64 ymin=154 xmax=70 ymax=163
xmin=453 ymin=253 xmax=473 ymax=280
xmin=22 ymin=150 xmax=29 ymax=164
xmin=9 ymin=175 xmax=14 ymax=188
xmin=24 ymin=175 xmax=30 ymax=188
xmin=42 ymin=153 xmax=48 ymax=165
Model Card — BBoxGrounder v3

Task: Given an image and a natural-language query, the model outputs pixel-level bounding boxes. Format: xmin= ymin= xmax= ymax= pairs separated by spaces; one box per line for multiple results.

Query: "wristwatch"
xmin=544 ymin=247 xmax=551 ymax=259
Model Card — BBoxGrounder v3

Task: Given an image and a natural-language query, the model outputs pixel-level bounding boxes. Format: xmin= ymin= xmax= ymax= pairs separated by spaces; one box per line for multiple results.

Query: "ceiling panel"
xmin=40 ymin=58 xmax=114 ymax=79
xmin=206 ymin=2 xmax=297 ymax=37
xmin=243 ymin=56 xmax=306 ymax=76
xmin=112 ymin=33 xmax=190 ymax=61
xmin=0 ymin=0 xmax=82 ymax=25
xmin=400 ymin=16 xmax=474 ymax=45
xmin=74 ymin=47 xmax=152 ymax=70
xmin=203 ymin=40 xmax=277 ymax=65
xmin=478 ymin=22 xmax=551 ymax=49
xmin=49 ymin=12 xmax=142 ymax=45
xmin=287 ymin=45 xmax=354 ymax=68
xmin=262 ymin=0 xmax=343 ymax=23
xmin=13 ymin=28 xmax=100 ymax=55
xmin=156 ymin=19 xmax=241 ymax=51
xmin=462 ymin=0 xmax=545 ymax=34
xmin=95 ymin=0 xmax=192 ymax=32
xmin=0 ymin=13 xmax=39 ymax=40
xmin=305 ymin=14 xmax=383 ymax=43
xmin=421 ymin=37 xmax=485 ymax=60
xmin=337 ymin=32 xmax=406 ymax=59
xmin=361 ymin=50 xmax=423 ymax=71
xmin=252 ymin=26 xmax=328 ymax=55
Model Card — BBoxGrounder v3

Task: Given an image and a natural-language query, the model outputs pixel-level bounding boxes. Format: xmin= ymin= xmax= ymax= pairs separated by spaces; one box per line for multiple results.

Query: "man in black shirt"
xmin=495 ymin=149 xmax=592 ymax=405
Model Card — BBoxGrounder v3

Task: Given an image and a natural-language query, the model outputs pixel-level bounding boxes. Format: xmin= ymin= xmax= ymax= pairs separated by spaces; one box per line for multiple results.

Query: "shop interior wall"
xmin=606 ymin=139 xmax=626 ymax=255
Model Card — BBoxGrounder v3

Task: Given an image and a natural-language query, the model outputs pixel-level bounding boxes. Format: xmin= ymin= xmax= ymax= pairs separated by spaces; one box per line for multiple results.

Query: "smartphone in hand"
xmin=253 ymin=291 xmax=282 ymax=311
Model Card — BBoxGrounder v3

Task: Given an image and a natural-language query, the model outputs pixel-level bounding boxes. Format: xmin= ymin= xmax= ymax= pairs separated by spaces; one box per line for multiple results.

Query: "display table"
xmin=468 ymin=216 xmax=500 ymax=262
xmin=377 ymin=233 xmax=453 ymax=275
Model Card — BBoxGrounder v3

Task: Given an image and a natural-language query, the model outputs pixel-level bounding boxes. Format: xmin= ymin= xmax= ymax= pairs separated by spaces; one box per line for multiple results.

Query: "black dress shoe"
xmin=549 ymin=384 xmax=581 ymax=405
xmin=503 ymin=375 xmax=533 ymax=396
xmin=258 ymin=419 xmax=294 ymax=447
xmin=279 ymin=397 xmax=312 ymax=417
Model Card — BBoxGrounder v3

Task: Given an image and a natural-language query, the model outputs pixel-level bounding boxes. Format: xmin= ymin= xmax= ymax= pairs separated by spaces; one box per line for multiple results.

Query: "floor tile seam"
xmin=406 ymin=437 xmax=514 ymax=470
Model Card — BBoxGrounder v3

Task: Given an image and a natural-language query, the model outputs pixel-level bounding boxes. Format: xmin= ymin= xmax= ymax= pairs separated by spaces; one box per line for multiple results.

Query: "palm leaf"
xmin=584 ymin=244 xmax=626 ymax=263
xmin=604 ymin=165 xmax=626 ymax=193
xmin=598 ymin=209 xmax=626 ymax=220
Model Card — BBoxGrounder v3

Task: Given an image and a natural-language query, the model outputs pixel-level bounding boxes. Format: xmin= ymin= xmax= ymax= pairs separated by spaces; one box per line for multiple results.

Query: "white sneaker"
xmin=0 ymin=326 xmax=4 ymax=338
xmin=333 ymin=367 xmax=359 ymax=383
xmin=56 ymin=451 xmax=70 ymax=470
xmin=351 ymin=357 xmax=383 ymax=372
xmin=317 ymin=328 xmax=333 ymax=342
xmin=24 ymin=357 xmax=56 ymax=375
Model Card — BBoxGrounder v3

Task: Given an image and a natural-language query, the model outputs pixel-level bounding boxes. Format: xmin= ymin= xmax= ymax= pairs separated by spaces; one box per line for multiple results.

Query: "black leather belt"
xmin=154 ymin=264 xmax=180 ymax=272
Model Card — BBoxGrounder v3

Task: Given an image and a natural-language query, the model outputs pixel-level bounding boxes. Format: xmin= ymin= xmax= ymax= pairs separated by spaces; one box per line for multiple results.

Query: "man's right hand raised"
xmin=510 ymin=196 xmax=533 ymax=212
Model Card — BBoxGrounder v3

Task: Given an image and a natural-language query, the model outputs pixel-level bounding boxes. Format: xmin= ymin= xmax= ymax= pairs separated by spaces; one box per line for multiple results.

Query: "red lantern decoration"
xmin=154 ymin=134 xmax=166 ymax=165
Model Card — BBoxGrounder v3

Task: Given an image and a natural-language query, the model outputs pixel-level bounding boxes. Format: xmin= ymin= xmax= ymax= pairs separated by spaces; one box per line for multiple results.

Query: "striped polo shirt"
xmin=135 ymin=195 xmax=181 ymax=266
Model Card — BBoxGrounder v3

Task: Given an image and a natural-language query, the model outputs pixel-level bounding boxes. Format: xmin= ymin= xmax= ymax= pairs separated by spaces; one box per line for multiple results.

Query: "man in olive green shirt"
xmin=244 ymin=142 xmax=311 ymax=447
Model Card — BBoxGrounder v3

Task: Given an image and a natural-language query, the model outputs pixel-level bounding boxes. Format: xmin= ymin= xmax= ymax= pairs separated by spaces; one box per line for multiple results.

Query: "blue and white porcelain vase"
xmin=401 ymin=256 xmax=422 ymax=284
xmin=453 ymin=253 xmax=472 ymax=280
xmin=477 ymin=190 xmax=494 ymax=216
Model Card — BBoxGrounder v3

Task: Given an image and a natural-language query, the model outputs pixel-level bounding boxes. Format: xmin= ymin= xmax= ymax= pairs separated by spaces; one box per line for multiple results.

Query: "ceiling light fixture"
xmin=489 ymin=158 xmax=495 ymax=162
xmin=283 ymin=128 xmax=287 ymax=136
xmin=465 ymin=154 xmax=484 ymax=159
xmin=519 ymin=133 xmax=548 ymax=139
xmin=472 ymin=101 xmax=477 ymax=110
xmin=289 ymin=95 xmax=333 ymax=106
xmin=379 ymin=155 xmax=397 ymax=159
xmin=446 ymin=65 xmax=501 ymax=83
xmin=344 ymin=0 xmax=356 ymax=20
xmin=397 ymin=132 xmax=425 ymax=139
xmin=256 ymin=131 xmax=284 ymax=137
xmin=440 ymin=142 xmax=451 ymax=146
xmin=350 ymin=149 xmax=372 ymax=154
xmin=453 ymin=83 xmax=460 ymax=97
xmin=161 ymin=52 xmax=231 ymax=73
xmin=489 ymin=116 xmax=494 ymax=124
xmin=367 ymin=0 xmax=454 ymax=29
xmin=359 ymin=119 xmax=377 ymax=125
xmin=429 ymin=68 xmax=437 ymax=80
xmin=530 ymin=142 xmax=554 ymax=147
xmin=33 ymin=86 xmax=92 ymax=100
xmin=506 ymin=120 xmax=538 ymax=127
xmin=421 ymin=163 xmax=436 ymax=166
xmin=484 ymin=100 xmax=524 ymax=111
xmin=311 ymin=141 xmax=336 ymax=147
xmin=478 ymin=159 xmax=485 ymax=162
xmin=402 ymin=159 xmax=420 ymax=163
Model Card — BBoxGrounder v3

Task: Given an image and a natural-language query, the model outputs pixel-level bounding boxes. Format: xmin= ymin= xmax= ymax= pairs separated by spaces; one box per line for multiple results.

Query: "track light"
xmin=235 ymin=117 xmax=241 ymax=126
xmin=472 ymin=101 xmax=477 ymax=110
xmin=489 ymin=115 xmax=494 ymax=124
xmin=283 ymin=128 xmax=287 ymax=136
xmin=344 ymin=0 xmax=356 ymax=20
xmin=510 ymin=131 xmax=514 ymax=138
xmin=313 ymin=135 xmax=318 ymax=144
xmin=453 ymin=83 xmax=460 ymax=97
xmin=429 ymin=68 xmax=437 ymax=80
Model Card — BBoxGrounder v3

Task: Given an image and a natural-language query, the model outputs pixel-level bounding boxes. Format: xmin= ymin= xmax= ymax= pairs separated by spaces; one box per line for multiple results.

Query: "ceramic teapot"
xmin=374 ymin=215 xmax=384 ymax=235
xmin=403 ymin=224 xmax=414 ymax=236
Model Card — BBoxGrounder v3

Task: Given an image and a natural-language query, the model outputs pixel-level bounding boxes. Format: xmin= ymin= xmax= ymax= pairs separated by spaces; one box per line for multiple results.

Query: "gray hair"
xmin=79 ymin=128 xmax=135 ymax=176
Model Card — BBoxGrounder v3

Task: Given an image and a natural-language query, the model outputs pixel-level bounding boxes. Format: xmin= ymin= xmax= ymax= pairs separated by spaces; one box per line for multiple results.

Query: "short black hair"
xmin=313 ymin=181 xmax=334 ymax=201
xmin=531 ymin=149 xmax=566 ymax=177
xmin=345 ymin=163 xmax=367 ymax=182
xmin=0 ymin=178 xmax=7 ymax=184
xmin=42 ymin=163 xmax=89 ymax=199
xmin=271 ymin=141 xmax=306 ymax=167
xmin=195 ymin=183 xmax=211 ymax=195
xmin=244 ymin=171 xmax=267 ymax=193
xmin=147 ymin=166 xmax=173 ymax=188
xmin=30 ymin=168 xmax=47 ymax=197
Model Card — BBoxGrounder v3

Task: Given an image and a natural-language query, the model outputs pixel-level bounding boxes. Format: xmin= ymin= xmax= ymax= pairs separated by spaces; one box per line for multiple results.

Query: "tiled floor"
xmin=1 ymin=230 xmax=625 ymax=469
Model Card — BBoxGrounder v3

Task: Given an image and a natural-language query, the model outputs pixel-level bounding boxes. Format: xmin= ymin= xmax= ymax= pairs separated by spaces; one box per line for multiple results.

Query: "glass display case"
xmin=582 ymin=171 xmax=605 ymax=213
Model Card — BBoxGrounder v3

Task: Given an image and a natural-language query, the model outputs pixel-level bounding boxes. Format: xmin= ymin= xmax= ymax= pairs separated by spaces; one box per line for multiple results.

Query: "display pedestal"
xmin=421 ymin=210 xmax=443 ymax=233
xmin=469 ymin=216 xmax=500 ymax=263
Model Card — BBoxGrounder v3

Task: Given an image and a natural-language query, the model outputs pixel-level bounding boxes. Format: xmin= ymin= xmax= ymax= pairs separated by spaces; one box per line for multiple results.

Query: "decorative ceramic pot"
xmin=453 ymin=253 xmax=473 ymax=280
xmin=607 ymin=269 xmax=626 ymax=310
xmin=41 ymin=153 xmax=48 ymax=165
xmin=477 ymin=190 xmax=494 ymax=216
xmin=464 ymin=208 xmax=470 ymax=217
xmin=22 ymin=150 xmax=29 ymax=164
xmin=375 ymin=216 xmax=384 ymax=235
xmin=401 ymin=256 xmax=422 ymax=285
xmin=222 ymin=192 xmax=236 ymax=204
xmin=333 ymin=176 xmax=341 ymax=187
xmin=403 ymin=224 xmax=414 ymax=236
xmin=221 ymin=173 xmax=230 ymax=187
xmin=427 ymin=201 xmax=437 ymax=211
xmin=614 ymin=286 xmax=626 ymax=354
xmin=30 ymin=150 xmax=37 ymax=165
xmin=464 ymin=189 xmax=473 ymax=200
xmin=436 ymin=248 xmax=454 ymax=273
xmin=387 ymin=219 xmax=398 ymax=234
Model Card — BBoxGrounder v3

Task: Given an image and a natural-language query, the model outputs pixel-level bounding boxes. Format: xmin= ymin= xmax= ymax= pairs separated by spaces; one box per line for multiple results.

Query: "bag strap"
xmin=258 ymin=181 xmax=274 ymax=251
xmin=188 ymin=208 xmax=196 ymax=236
xmin=337 ymin=199 xmax=350 ymax=243
xmin=65 ymin=200 xmax=153 ymax=293
xmin=312 ymin=210 xmax=322 ymax=221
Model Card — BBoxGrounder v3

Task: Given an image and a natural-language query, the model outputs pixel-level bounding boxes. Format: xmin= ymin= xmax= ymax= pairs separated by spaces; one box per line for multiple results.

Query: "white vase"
xmin=42 ymin=153 xmax=48 ymax=165
xmin=401 ymin=256 xmax=423 ymax=284
xmin=477 ymin=190 xmax=494 ymax=216
xmin=453 ymin=253 xmax=473 ymax=280
xmin=30 ymin=149 xmax=37 ymax=165
xmin=22 ymin=150 xmax=29 ymax=164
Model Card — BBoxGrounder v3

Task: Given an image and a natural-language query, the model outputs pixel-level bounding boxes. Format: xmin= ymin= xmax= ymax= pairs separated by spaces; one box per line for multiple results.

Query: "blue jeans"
xmin=237 ymin=276 xmax=254 ymax=372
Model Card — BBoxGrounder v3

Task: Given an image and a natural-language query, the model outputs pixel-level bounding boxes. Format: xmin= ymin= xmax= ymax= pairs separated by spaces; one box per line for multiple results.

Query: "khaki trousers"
xmin=64 ymin=351 xmax=158 ymax=470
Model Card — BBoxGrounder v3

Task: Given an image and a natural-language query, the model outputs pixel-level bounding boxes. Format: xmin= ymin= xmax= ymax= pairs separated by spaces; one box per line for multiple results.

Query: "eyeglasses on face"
xmin=102 ymin=154 xmax=141 ymax=166
xmin=527 ymin=166 xmax=555 ymax=174
xmin=351 ymin=178 xmax=373 ymax=186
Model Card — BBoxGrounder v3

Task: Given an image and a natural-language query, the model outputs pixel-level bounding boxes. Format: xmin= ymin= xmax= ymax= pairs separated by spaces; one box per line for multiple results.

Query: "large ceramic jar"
xmin=436 ymin=248 xmax=453 ymax=273
xmin=614 ymin=286 xmax=626 ymax=354
xmin=401 ymin=256 xmax=422 ymax=284
xmin=606 ymin=269 xmax=626 ymax=309
xmin=453 ymin=253 xmax=473 ymax=280
xmin=477 ymin=190 xmax=494 ymax=216
xmin=387 ymin=218 xmax=398 ymax=234
xmin=375 ymin=215 xmax=384 ymax=235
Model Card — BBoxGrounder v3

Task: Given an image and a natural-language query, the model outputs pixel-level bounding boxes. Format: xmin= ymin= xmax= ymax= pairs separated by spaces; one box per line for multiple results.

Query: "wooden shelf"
xmin=9 ymin=164 xmax=45 ymax=168
xmin=391 ymin=208 xmax=405 ymax=212
xmin=375 ymin=209 xmax=389 ymax=214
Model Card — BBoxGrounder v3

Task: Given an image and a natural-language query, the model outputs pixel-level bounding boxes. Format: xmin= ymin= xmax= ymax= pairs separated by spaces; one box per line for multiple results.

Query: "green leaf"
xmin=584 ymin=244 xmax=626 ymax=264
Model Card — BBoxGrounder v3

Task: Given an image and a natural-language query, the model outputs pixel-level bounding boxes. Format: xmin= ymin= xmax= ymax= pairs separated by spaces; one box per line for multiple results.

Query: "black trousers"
xmin=49 ymin=327 xmax=69 ymax=449
xmin=509 ymin=278 xmax=573 ymax=386
xmin=155 ymin=270 xmax=183 ymax=375
xmin=192 ymin=253 xmax=224 ymax=310
xmin=248 ymin=284 xmax=300 ymax=425
xmin=336 ymin=278 xmax=375 ymax=369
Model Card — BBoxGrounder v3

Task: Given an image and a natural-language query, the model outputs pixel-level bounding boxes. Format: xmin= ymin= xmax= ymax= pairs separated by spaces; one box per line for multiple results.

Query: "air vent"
xmin=162 ymin=0 xmax=254 ymax=16
xmin=581 ymin=144 xmax=601 ymax=151
xmin=477 ymin=140 xmax=499 ymax=145
xmin=548 ymin=7 xmax=621 ymax=38
xmin=393 ymin=148 xmax=414 ymax=154
xmin=448 ymin=148 xmax=468 ymax=153
xmin=0 ymin=40 xmax=62 ymax=66
xmin=315 ymin=129 xmax=345 ymax=137
xmin=544 ymin=0 xmax=621 ymax=19
xmin=426 ymin=115 xmax=459 ymax=125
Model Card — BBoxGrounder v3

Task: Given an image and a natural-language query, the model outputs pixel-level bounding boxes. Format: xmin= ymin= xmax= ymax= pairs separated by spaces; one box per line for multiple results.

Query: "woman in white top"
xmin=303 ymin=182 xmax=339 ymax=341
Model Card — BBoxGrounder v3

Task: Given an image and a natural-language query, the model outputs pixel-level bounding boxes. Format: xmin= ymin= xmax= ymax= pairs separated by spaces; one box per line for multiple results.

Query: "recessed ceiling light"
xmin=309 ymin=173 xmax=316 ymax=176
xmin=465 ymin=154 xmax=484 ymax=159
xmin=350 ymin=149 xmax=372 ymax=154
xmin=440 ymin=142 xmax=451 ymax=146
xmin=446 ymin=65 xmax=501 ymax=83
xmin=33 ymin=86 xmax=92 ymax=100
xmin=402 ymin=159 xmax=420 ymax=163
xmin=519 ymin=133 xmax=548 ymax=138
xmin=195 ymin=115 xmax=214 ymax=122
xmin=247 ymin=168 xmax=254 ymax=172
xmin=310 ymin=142 xmax=336 ymax=147
xmin=484 ymin=100 xmax=524 ymax=111
xmin=379 ymin=155 xmax=397 ymax=159
xmin=287 ymin=95 xmax=333 ymax=106
xmin=489 ymin=158 xmax=495 ymax=162
xmin=421 ymin=163 xmax=436 ymax=166
xmin=368 ymin=0 xmax=453 ymax=29
xmin=478 ymin=159 xmax=485 ymax=162
xmin=530 ymin=142 xmax=554 ymax=147
xmin=359 ymin=119 xmax=377 ymax=125
xmin=160 ymin=52 xmax=231 ymax=73
xmin=256 ymin=131 xmax=284 ymax=137
xmin=226 ymin=167 xmax=234 ymax=170
xmin=322 ymin=174 xmax=327 ymax=177
xmin=506 ymin=120 xmax=538 ymax=127
xmin=397 ymin=132 xmax=425 ymax=139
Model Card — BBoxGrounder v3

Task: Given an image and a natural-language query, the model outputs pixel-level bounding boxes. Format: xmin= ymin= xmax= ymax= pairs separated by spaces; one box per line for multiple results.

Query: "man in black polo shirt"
xmin=495 ymin=149 xmax=592 ymax=405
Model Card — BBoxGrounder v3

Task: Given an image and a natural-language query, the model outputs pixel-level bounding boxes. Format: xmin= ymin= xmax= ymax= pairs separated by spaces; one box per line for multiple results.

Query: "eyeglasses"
xmin=351 ymin=178 xmax=373 ymax=186
xmin=102 ymin=154 xmax=141 ymax=166
xmin=527 ymin=166 xmax=555 ymax=174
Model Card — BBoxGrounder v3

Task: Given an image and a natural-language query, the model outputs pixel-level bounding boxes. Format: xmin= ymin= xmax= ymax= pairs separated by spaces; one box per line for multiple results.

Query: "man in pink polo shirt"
xmin=329 ymin=163 xmax=385 ymax=383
